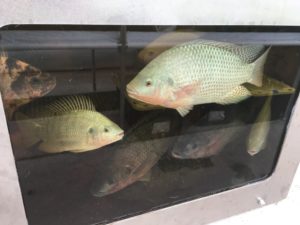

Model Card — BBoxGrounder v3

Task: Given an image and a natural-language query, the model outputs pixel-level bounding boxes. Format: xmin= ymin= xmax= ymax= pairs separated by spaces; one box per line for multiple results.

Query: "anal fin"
xmin=217 ymin=86 xmax=251 ymax=105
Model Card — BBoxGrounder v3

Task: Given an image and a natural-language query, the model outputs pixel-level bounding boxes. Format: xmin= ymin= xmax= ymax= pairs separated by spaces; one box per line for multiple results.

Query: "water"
xmin=1 ymin=26 xmax=299 ymax=225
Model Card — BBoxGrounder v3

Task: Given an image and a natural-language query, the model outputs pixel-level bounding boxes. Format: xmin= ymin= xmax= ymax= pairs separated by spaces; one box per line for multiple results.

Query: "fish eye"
xmin=186 ymin=144 xmax=192 ymax=149
xmin=145 ymin=80 xmax=152 ymax=87
xmin=88 ymin=128 xmax=95 ymax=134
xmin=104 ymin=127 xmax=109 ymax=133
xmin=30 ymin=77 xmax=41 ymax=85
xmin=148 ymin=51 xmax=155 ymax=57
xmin=125 ymin=165 xmax=132 ymax=174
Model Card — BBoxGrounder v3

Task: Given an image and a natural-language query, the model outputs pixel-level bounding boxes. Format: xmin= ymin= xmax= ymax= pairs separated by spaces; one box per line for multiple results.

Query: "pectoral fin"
xmin=174 ymin=81 xmax=201 ymax=98
xmin=138 ymin=171 xmax=152 ymax=182
xmin=177 ymin=105 xmax=194 ymax=117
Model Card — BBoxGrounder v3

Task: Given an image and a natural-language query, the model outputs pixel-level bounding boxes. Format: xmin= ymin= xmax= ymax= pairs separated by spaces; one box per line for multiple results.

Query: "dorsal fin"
xmin=182 ymin=40 xmax=266 ymax=64
xmin=15 ymin=95 xmax=96 ymax=119
xmin=46 ymin=95 xmax=96 ymax=114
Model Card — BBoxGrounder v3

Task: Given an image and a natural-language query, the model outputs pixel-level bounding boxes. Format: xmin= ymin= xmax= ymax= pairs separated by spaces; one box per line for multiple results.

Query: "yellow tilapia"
xmin=127 ymin=40 xmax=269 ymax=117
xmin=247 ymin=96 xmax=272 ymax=156
xmin=15 ymin=95 xmax=124 ymax=153
xmin=138 ymin=32 xmax=202 ymax=63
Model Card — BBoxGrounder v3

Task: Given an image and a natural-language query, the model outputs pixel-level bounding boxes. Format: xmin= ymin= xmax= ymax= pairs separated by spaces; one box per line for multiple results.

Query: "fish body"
xmin=171 ymin=122 xmax=243 ymax=159
xmin=244 ymin=76 xmax=295 ymax=96
xmin=138 ymin=32 xmax=202 ymax=63
xmin=127 ymin=76 xmax=294 ymax=111
xmin=0 ymin=56 xmax=56 ymax=119
xmin=127 ymin=40 xmax=268 ymax=116
xmin=16 ymin=95 xmax=124 ymax=153
xmin=91 ymin=113 xmax=176 ymax=197
xmin=247 ymin=97 xmax=272 ymax=156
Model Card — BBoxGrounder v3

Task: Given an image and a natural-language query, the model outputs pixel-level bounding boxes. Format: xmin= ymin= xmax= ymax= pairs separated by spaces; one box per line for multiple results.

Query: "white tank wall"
xmin=0 ymin=0 xmax=300 ymax=26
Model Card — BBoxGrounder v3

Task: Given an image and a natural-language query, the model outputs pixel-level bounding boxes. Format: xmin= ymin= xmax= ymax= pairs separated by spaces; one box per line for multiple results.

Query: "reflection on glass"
xmin=0 ymin=26 xmax=298 ymax=225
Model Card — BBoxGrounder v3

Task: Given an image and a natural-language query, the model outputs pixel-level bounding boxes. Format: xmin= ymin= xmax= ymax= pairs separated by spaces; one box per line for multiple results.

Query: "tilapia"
xmin=91 ymin=112 xmax=177 ymax=197
xmin=171 ymin=121 xmax=243 ymax=159
xmin=15 ymin=95 xmax=124 ymax=153
xmin=128 ymin=76 xmax=294 ymax=111
xmin=0 ymin=55 xmax=56 ymax=119
xmin=127 ymin=40 xmax=269 ymax=117
xmin=244 ymin=76 xmax=295 ymax=96
xmin=138 ymin=32 xmax=202 ymax=63
xmin=247 ymin=96 xmax=272 ymax=156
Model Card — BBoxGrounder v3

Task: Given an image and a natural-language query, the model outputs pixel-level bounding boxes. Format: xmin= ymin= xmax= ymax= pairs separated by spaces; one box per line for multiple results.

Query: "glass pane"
xmin=0 ymin=25 xmax=299 ymax=225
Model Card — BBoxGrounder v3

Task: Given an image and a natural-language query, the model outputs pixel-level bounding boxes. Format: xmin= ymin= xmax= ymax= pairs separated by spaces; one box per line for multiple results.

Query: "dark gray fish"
xmin=0 ymin=55 xmax=56 ymax=119
xmin=91 ymin=112 xmax=178 ymax=197
xmin=171 ymin=121 xmax=244 ymax=159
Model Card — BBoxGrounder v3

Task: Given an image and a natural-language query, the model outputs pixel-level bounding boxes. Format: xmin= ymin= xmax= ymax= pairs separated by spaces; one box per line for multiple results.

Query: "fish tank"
xmin=0 ymin=25 xmax=300 ymax=225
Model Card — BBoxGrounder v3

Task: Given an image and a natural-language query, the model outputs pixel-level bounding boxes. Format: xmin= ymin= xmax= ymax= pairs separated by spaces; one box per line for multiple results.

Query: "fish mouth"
xmin=126 ymin=85 xmax=139 ymax=98
xmin=126 ymin=85 xmax=146 ymax=102
xmin=248 ymin=149 xmax=258 ymax=156
xmin=126 ymin=85 xmax=158 ymax=106
xmin=117 ymin=132 xmax=124 ymax=139
xmin=171 ymin=150 xmax=184 ymax=159
xmin=91 ymin=190 xmax=110 ymax=198
xmin=90 ymin=185 xmax=111 ymax=197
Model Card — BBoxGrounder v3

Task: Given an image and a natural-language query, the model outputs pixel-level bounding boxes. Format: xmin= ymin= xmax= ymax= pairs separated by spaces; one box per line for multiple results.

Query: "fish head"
xmin=90 ymin=163 xmax=136 ymax=197
xmin=87 ymin=115 xmax=124 ymax=149
xmin=10 ymin=62 xmax=56 ymax=99
xmin=247 ymin=138 xmax=264 ymax=156
xmin=171 ymin=131 xmax=217 ymax=159
xmin=172 ymin=136 xmax=205 ymax=159
xmin=127 ymin=63 xmax=176 ymax=107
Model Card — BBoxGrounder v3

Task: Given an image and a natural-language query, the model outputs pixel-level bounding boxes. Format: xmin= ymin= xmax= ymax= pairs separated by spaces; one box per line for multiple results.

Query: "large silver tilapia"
xmin=15 ymin=95 xmax=124 ymax=153
xmin=127 ymin=40 xmax=269 ymax=116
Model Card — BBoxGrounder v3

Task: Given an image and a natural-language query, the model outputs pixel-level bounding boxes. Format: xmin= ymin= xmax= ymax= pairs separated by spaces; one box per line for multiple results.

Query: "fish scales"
xmin=168 ymin=44 xmax=251 ymax=99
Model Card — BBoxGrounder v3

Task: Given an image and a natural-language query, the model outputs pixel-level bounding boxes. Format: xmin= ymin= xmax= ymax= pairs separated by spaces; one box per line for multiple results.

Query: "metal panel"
xmin=0 ymin=0 xmax=300 ymax=27
xmin=0 ymin=95 xmax=27 ymax=225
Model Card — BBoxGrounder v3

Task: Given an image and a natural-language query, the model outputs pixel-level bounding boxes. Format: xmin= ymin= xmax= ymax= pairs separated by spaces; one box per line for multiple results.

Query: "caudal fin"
xmin=248 ymin=47 xmax=271 ymax=87
xmin=15 ymin=112 xmax=40 ymax=148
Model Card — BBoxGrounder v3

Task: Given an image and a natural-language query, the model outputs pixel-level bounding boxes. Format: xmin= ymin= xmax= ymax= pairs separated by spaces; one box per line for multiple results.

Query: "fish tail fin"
xmin=15 ymin=112 xmax=40 ymax=148
xmin=248 ymin=47 xmax=271 ymax=87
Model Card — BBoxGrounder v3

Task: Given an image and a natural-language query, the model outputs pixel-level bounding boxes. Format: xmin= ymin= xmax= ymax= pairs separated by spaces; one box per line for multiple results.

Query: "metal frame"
xmin=0 ymin=1 xmax=300 ymax=225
